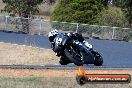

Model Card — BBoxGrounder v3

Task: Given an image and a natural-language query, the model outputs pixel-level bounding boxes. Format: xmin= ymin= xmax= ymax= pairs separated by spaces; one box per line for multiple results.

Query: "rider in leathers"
xmin=48 ymin=29 xmax=93 ymax=55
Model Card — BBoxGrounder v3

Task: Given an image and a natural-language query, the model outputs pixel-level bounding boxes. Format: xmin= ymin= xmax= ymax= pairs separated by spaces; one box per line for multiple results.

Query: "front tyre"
xmin=59 ymin=56 xmax=70 ymax=65
xmin=64 ymin=48 xmax=83 ymax=66
xmin=59 ymin=60 xmax=68 ymax=65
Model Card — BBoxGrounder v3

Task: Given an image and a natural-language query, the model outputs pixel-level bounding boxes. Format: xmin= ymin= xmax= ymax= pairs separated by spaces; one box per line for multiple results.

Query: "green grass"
xmin=0 ymin=76 xmax=131 ymax=88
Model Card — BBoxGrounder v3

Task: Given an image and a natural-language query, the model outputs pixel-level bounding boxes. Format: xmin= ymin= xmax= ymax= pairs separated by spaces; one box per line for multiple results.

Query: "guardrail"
xmin=0 ymin=65 xmax=132 ymax=70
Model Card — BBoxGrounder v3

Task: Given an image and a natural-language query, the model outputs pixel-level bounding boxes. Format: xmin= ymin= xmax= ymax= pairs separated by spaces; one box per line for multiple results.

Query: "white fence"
xmin=0 ymin=15 xmax=132 ymax=41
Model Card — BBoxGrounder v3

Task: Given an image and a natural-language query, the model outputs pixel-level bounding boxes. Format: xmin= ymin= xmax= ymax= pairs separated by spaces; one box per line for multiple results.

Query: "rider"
xmin=48 ymin=29 xmax=93 ymax=50
xmin=66 ymin=32 xmax=93 ymax=49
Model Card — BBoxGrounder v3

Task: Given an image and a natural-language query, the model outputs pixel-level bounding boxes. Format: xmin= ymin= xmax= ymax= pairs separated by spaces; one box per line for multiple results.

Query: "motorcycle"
xmin=50 ymin=33 xmax=103 ymax=66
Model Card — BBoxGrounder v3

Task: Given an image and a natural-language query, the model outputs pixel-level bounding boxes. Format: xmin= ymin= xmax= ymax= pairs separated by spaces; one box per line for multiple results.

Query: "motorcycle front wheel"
xmin=59 ymin=56 xmax=70 ymax=65
xmin=64 ymin=46 xmax=84 ymax=66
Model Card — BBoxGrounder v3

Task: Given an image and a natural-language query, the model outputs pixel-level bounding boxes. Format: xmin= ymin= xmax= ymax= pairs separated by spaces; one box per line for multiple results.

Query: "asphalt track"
xmin=0 ymin=32 xmax=132 ymax=67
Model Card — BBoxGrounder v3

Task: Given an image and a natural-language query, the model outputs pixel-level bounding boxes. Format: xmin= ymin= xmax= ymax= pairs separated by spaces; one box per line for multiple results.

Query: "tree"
xmin=2 ymin=0 xmax=43 ymax=17
xmin=98 ymin=6 xmax=125 ymax=27
xmin=2 ymin=0 xmax=43 ymax=33
xmin=50 ymin=0 xmax=108 ymax=24
xmin=117 ymin=0 xmax=132 ymax=27
xmin=43 ymin=0 xmax=56 ymax=5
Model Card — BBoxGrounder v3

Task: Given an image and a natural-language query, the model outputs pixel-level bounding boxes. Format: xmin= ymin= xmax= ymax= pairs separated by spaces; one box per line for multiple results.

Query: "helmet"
xmin=48 ymin=29 xmax=59 ymax=37
xmin=48 ymin=29 xmax=59 ymax=42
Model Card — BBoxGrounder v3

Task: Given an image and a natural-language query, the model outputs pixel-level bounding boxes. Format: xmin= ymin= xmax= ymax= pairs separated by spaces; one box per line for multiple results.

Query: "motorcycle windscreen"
xmin=54 ymin=45 xmax=63 ymax=52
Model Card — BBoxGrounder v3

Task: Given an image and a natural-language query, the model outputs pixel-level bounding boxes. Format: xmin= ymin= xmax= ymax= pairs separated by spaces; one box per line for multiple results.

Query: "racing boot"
xmin=83 ymin=41 xmax=93 ymax=50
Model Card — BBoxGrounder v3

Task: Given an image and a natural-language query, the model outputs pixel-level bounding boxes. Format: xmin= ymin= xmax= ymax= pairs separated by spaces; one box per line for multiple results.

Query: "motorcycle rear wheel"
xmin=93 ymin=52 xmax=103 ymax=66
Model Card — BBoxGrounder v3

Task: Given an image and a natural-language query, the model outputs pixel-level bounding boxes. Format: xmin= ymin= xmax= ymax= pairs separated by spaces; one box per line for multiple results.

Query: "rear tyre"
xmin=94 ymin=52 xmax=103 ymax=66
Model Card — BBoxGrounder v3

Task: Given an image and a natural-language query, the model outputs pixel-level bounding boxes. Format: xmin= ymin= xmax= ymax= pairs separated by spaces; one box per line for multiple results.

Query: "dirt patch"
xmin=0 ymin=42 xmax=59 ymax=64
xmin=0 ymin=69 xmax=132 ymax=78
xmin=0 ymin=69 xmax=75 ymax=77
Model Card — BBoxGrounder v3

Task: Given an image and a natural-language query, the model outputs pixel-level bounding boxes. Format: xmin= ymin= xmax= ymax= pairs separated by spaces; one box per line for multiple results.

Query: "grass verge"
xmin=0 ymin=42 xmax=59 ymax=64
xmin=0 ymin=76 xmax=131 ymax=88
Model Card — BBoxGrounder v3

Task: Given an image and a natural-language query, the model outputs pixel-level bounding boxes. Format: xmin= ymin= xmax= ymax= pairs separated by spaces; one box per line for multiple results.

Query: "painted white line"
xmin=0 ymin=42 xmax=48 ymax=50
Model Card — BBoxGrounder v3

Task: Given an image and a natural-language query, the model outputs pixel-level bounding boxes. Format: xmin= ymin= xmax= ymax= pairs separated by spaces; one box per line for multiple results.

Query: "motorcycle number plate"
xmin=55 ymin=37 xmax=62 ymax=45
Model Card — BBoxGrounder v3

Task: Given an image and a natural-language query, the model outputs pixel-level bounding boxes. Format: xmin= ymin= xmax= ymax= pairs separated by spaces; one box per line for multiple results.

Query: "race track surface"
xmin=0 ymin=32 xmax=132 ymax=67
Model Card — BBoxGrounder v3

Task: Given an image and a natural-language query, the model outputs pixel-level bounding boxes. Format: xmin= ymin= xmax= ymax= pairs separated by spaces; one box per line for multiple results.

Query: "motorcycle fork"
xmin=69 ymin=46 xmax=83 ymax=61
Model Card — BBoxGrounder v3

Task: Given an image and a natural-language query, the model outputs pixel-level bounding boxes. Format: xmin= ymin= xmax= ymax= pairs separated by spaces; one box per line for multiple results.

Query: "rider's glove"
xmin=51 ymin=42 xmax=55 ymax=49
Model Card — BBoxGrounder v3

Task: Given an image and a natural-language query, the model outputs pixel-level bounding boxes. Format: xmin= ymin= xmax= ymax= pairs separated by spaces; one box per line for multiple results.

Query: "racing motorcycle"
xmin=50 ymin=33 xmax=103 ymax=66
